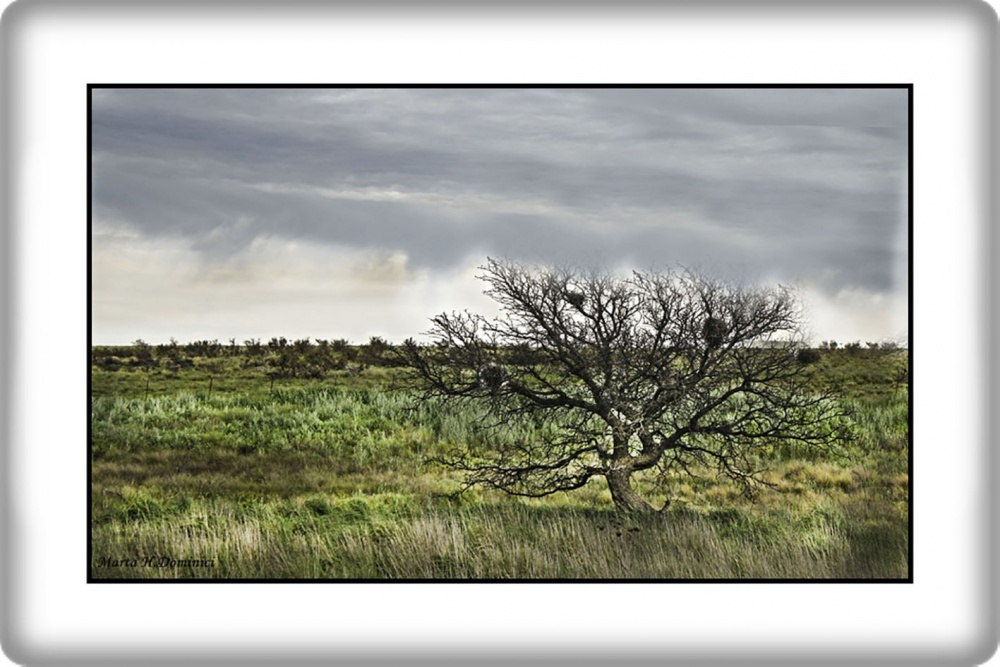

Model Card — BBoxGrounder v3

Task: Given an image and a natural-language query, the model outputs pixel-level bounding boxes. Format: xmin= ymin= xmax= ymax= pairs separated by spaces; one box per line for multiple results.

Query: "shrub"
xmin=796 ymin=348 xmax=822 ymax=365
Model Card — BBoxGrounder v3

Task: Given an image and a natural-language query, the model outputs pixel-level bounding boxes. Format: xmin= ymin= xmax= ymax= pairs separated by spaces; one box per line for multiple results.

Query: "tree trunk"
xmin=606 ymin=466 xmax=656 ymax=513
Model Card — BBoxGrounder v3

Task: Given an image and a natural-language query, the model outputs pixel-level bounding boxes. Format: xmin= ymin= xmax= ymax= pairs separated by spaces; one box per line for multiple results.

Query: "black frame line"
xmin=87 ymin=83 xmax=914 ymax=584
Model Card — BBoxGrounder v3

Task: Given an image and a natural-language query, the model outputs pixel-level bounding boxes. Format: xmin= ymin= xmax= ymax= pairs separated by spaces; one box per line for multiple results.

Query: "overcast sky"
xmin=91 ymin=87 xmax=909 ymax=346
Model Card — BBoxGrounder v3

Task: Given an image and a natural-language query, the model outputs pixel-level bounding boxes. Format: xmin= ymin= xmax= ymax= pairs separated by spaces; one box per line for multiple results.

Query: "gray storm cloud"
xmin=91 ymin=87 xmax=908 ymax=344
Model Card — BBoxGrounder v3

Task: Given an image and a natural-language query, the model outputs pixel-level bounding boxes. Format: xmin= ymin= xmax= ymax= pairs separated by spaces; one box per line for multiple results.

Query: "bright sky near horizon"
xmin=91 ymin=87 xmax=909 ymax=346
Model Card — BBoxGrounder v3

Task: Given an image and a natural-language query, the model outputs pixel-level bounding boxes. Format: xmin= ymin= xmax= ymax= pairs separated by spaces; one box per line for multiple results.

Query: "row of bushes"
xmin=92 ymin=337 xmax=402 ymax=376
xmin=92 ymin=338 xmax=908 ymax=382
xmin=818 ymin=340 xmax=901 ymax=352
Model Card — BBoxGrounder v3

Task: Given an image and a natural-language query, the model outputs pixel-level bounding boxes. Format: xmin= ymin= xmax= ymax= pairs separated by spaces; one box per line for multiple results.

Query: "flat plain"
xmin=90 ymin=342 xmax=909 ymax=580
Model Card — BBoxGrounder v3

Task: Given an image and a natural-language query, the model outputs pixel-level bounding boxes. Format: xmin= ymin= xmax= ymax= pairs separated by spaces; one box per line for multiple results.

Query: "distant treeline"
xmin=818 ymin=340 xmax=901 ymax=352
xmin=92 ymin=336 xmax=903 ymax=380
xmin=90 ymin=337 xmax=407 ymax=378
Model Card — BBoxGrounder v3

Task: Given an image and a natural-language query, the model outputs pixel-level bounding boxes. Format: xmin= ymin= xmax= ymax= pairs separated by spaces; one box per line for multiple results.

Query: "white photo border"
xmin=2 ymin=0 xmax=996 ymax=664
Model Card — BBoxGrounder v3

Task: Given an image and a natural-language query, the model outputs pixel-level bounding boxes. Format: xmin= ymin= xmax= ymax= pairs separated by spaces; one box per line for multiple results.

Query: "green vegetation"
xmin=90 ymin=343 xmax=909 ymax=579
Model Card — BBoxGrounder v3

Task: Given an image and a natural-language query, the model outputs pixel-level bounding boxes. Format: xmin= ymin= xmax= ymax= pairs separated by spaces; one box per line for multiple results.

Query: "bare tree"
xmin=400 ymin=258 xmax=850 ymax=513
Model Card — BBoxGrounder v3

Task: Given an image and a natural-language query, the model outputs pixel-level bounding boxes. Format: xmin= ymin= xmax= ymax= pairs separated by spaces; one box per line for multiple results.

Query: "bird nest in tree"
xmin=477 ymin=364 xmax=509 ymax=392
xmin=564 ymin=290 xmax=586 ymax=308
xmin=702 ymin=316 xmax=729 ymax=349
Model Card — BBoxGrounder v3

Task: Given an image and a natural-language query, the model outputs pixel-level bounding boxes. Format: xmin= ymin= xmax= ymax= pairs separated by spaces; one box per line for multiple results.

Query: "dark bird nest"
xmin=564 ymin=290 xmax=586 ymax=309
xmin=477 ymin=364 xmax=509 ymax=392
xmin=702 ymin=317 xmax=728 ymax=350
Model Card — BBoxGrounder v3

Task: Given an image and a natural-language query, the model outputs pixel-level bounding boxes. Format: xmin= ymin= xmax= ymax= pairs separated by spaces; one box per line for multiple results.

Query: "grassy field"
xmin=90 ymin=346 xmax=909 ymax=580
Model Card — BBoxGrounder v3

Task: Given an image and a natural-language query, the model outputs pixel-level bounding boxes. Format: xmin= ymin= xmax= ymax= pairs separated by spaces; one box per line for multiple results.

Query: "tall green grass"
xmin=91 ymin=383 xmax=575 ymax=472
xmin=91 ymin=492 xmax=906 ymax=580
xmin=93 ymin=387 xmax=444 ymax=461
xmin=90 ymin=356 xmax=909 ymax=579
